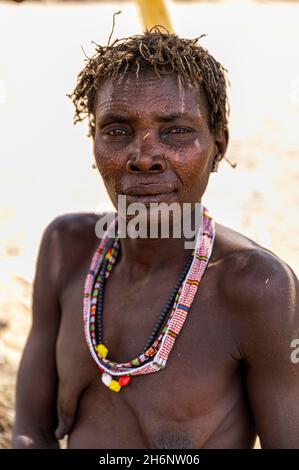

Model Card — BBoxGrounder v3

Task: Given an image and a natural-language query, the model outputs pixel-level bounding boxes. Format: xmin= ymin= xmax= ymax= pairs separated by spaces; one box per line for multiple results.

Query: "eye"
xmin=162 ymin=126 xmax=193 ymax=136
xmin=103 ymin=128 xmax=131 ymax=136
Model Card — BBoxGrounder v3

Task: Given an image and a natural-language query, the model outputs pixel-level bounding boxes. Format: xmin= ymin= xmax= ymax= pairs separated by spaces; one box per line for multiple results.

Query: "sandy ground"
xmin=0 ymin=0 xmax=299 ymax=449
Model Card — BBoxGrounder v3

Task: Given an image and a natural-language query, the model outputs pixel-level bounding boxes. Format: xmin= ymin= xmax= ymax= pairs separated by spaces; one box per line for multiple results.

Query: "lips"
xmin=125 ymin=184 xmax=175 ymax=196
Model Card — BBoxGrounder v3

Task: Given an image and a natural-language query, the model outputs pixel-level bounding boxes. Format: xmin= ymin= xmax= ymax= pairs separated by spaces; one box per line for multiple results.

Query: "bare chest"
xmin=55 ymin=260 xmax=252 ymax=448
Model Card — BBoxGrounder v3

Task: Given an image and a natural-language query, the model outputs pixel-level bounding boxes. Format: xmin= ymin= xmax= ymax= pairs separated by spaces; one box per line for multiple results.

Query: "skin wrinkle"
xmin=178 ymin=75 xmax=186 ymax=114
xmin=151 ymin=430 xmax=194 ymax=449
xmin=95 ymin=73 xmax=225 ymax=213
xmin=91 ymin=70 xmax=228 ymax=285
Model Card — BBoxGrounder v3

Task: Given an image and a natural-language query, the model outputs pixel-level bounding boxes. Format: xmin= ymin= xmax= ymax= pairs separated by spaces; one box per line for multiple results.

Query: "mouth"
xmin=124 ymin=184 xmax=176 ymax=197
xmin=123 ymin=184 xmax=178 ymax=204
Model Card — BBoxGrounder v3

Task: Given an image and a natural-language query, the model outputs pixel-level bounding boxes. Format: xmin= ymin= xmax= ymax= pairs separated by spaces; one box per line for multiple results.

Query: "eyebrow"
xmin=98 ymin=111 xmax=200 ymax=124
xmin=98 ymin=113 xmax=135 ymax=124
xmin=155 ymin=112 xmax=200 ymax=123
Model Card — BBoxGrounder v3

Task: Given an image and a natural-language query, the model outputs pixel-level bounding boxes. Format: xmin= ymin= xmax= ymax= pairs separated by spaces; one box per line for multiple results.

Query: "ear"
xmin=215 ymin=129 xmax=229 ymax=160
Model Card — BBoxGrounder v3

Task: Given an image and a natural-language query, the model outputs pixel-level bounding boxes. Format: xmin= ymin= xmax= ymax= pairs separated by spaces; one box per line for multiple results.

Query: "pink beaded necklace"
xmin=83 ymin=205 xmax=215 ymax=392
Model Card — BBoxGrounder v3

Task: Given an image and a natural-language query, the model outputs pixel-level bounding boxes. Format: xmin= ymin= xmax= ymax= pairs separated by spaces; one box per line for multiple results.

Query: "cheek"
xmin=193 ymin=138 xmax=213 ymax=168
xmin=166 ymin=138 xmax=213 ymax=203
xmin=94 ymin=140 xmax=122 ymax=186
xmin=171 ymin=139 xmax=212 ymax=184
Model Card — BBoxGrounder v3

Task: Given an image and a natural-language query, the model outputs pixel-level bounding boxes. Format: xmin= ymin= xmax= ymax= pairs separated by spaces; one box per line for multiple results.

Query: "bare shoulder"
xmin=214 ymin=221 xmax=297 ymax=285
xmin=38 ymin=212 xmax=106 ymax=289
xmin=213 ymin=222 xmax=299 ymax=342
xmin=43 ymin=212 xmax=102 ymax=241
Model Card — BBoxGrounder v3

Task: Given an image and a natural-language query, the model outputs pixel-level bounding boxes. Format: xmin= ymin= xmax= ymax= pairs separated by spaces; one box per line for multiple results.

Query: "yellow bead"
xmin=105 ymin=253 xmax=111 ymax=259
xmin=109 ymin=380 xmax=121 ymax=392
xmin=96 ymin=343 xmax=108 ymax=358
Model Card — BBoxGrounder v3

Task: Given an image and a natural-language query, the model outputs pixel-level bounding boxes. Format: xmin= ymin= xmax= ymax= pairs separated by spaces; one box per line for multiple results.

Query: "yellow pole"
xmin=136 ymin=0 xmax=174 ymax=33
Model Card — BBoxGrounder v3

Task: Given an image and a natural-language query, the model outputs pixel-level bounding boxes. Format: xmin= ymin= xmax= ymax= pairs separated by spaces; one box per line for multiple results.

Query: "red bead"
xmin=119 ymin=375 xmax=132 ymax=387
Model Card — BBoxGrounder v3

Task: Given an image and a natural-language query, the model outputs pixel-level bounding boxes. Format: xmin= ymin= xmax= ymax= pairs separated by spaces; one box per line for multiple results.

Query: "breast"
xmin=63 ymin=334 xmax=252 ymax=448
xmin=57 ymin=260 xmax=255 ymax=448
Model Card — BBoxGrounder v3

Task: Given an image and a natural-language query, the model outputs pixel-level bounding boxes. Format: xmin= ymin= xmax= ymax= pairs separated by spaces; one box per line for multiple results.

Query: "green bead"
xmin=132 ymin=358 xmax=140 ymax=366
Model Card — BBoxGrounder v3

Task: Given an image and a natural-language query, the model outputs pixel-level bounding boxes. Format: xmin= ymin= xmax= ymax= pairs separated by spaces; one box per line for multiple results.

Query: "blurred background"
xmin=0 ymin=0 xmax=298 ymax=448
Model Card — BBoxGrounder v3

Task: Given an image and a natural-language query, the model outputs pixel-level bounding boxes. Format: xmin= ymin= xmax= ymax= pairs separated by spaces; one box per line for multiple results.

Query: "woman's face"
xmin=93 ymin=71 xmax=227 ymax=211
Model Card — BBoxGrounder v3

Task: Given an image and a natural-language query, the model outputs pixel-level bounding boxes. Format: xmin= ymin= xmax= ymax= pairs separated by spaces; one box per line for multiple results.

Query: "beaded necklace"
xmin=83 ymin=204 xmax=215 ymax=392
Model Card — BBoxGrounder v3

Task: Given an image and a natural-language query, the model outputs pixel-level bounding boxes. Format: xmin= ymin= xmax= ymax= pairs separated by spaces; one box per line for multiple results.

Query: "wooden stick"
xmin=136 ymin=0 xmax=174 ymax=32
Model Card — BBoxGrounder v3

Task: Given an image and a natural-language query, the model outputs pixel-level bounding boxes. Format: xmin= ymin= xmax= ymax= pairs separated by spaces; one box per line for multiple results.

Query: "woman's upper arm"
xmin=13 ymin=217 xmax=66 ymax=448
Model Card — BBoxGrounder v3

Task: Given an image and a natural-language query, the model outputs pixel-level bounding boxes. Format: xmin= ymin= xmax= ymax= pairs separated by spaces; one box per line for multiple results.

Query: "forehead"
xmin=94 ymin=71 xmax=208 ymax=122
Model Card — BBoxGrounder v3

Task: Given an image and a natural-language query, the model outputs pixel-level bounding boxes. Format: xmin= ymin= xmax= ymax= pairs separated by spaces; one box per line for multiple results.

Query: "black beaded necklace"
xmin=94 ymin=237 xmax=194 ymax=354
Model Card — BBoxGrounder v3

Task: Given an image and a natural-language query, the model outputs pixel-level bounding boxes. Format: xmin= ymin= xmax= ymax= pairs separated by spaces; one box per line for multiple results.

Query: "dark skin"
xmin=13 ymin=72 xmax=299 ymax=449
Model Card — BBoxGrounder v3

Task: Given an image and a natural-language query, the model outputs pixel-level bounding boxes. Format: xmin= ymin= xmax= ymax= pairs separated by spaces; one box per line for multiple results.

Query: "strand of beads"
xmin=143 ymin=251 xmax=194 ymax=352
xmin=91 ymin=240 xmax=194 ymax=391
xmin=83 ymin=205 xmax=215 ymax=392
xmin=95 ymin=237 xmax=119 ymax=350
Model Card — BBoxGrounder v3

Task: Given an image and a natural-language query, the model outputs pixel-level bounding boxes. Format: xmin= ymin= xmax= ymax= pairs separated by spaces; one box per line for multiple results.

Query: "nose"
xmin=126 ymin=129 xmax=167 ymax=174
xmin=126 ymin=152 xmax=167 ymax=174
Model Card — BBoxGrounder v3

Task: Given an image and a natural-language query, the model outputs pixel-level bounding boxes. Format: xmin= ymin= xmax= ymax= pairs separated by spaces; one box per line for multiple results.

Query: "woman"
xmin=13 ymin=29 xmax=299 ymax=449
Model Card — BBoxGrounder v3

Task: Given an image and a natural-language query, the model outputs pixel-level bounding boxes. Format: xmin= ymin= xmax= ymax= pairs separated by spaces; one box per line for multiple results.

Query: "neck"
xmin=117 ymin=205 xmax=201 ymax=276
